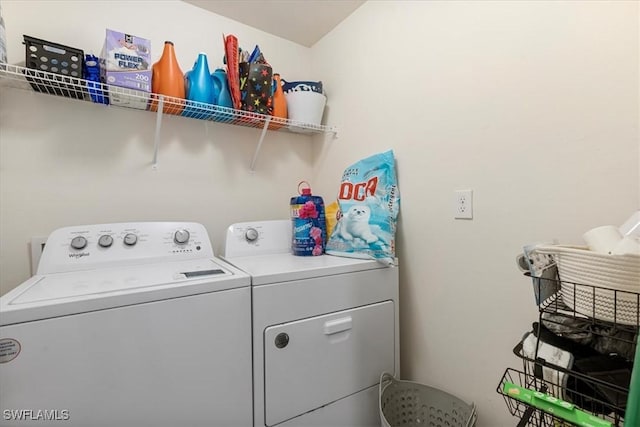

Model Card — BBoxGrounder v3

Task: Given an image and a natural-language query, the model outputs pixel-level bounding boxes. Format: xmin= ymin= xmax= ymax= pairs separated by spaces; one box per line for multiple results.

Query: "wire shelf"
xmin=0 ymin=62 xmax=337 ymax=170
xmin=532 ymin=275 xmax=640 ymax=336
xmin=511 ymin=337 xmax=630 ymax=424
xmin=0 ymin=63 xmax=337 ymax=136
xmin=498 ymin=367 xmax=625 ymax=427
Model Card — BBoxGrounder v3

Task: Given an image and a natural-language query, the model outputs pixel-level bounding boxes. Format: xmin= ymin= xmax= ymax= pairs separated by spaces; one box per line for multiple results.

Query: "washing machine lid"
xmin=0 ymin=258 xmax=249 ymax=325
xmin=224 ymin=253 xmax=387 ymax=286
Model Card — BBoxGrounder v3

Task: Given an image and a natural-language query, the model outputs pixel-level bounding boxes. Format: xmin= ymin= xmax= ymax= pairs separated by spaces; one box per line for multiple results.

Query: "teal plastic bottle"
xmin=290 ymin=182 xmax=326 ymax=256
xmin=211 ymin=68 xmax=234 ymax=121
xmin=183 ymin=53 xmax=216 ymax=119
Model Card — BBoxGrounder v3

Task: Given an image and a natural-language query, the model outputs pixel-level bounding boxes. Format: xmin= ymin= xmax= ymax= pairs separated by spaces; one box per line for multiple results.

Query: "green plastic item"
xmin=502 ymin=381 xmax=612 ymax=427
xmin=624 ymin=338 xmax=640 ymax=427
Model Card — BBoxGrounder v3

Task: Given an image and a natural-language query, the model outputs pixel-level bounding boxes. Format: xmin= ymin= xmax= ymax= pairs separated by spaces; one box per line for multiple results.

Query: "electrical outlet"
xmin=30 ymin=236 xmax=48 ymax=276
xmin=454 ymin=189 xmax=473 ymax=219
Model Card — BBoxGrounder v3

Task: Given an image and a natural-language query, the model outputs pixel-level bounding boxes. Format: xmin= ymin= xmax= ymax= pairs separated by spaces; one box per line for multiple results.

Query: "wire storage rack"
xmin=498 ymin=274 xmax=639 ymax=427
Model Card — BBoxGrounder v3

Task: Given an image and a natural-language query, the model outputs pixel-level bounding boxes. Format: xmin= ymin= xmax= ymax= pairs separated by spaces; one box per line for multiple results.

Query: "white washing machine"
xmin=224 ymin=220 xmax=399 ymax=427
xmin=0 ymin=222 xmax=252 ymax=427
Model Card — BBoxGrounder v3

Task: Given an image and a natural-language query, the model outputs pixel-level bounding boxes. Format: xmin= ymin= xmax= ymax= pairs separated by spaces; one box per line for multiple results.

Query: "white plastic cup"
xmin=582 ymin=225 xmax=623 ymax=255
xmin=612 ymin=236 xmax=640 ymax=255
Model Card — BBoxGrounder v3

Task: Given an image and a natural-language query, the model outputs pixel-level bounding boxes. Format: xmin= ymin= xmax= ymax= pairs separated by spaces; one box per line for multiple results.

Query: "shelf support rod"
xmin=331 ymin=127 xmax=339 ymax=139
xmin=250 ymin=117 xmax=271 ymax=173
xmin=152 ymin=96 xmax=164 ymax=170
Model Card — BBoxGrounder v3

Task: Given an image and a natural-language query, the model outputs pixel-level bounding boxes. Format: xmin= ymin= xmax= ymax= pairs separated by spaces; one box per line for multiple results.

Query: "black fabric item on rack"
xmin=590 ymin=324 xmax=637 ymax=361
xmin=565 ymin=354 xmax=631 ymax=416
xmin=532 ymin=322 xmax=599 ymax=359
xmin=539 ymin=314 xmax=592 ymax=345
xmin=574 ymin=355 xmax=631 ymax=404
xmin=540 ymin=314 xmax=637 ymax=361
xmin=531 ymin=323 xmax=632 ymax=416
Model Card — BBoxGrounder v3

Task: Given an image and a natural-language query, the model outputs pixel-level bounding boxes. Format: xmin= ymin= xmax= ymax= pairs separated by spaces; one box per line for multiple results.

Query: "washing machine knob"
xmin=245 ymin=228 xmax=259 ymax=242
xmin=123 ymin=233 xmax=138 ymax=246
xmin=98 ymin=235 xmax=113 ymax=248
xmin=70 ymin=236 xmax=87 ymax=250
xmin=174 ymin=229 xmax=190 ymax=244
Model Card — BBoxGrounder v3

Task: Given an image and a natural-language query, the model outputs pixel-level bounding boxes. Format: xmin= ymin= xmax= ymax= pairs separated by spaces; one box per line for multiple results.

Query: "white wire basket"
xmin=534 ymin=245 xmax=640 ymax=326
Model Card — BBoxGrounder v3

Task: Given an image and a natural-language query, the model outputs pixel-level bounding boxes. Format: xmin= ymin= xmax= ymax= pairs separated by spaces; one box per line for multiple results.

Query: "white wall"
xmin=311 ymin=1 xmax=639 ymax=426
xmin=0 ymin=0 xmax=316 ymax=295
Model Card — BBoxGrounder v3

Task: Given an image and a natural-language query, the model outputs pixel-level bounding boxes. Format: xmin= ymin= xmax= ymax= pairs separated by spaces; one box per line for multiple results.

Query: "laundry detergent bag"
xmin=326 ymin=150 xmax=400 ymax=265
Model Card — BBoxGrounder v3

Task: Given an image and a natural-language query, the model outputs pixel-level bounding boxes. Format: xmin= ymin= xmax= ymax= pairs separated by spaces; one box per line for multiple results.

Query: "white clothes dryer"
xmin=0 ymin=222 xmax=252 ymax=427
xmin=225 ymin=220 xmax=399 ymax=427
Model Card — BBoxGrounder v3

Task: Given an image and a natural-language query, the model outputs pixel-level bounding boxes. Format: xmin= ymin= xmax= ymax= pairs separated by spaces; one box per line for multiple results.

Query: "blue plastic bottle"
xmin=211 ymin=68 xmax=234 ymax=121
xmin=290 ymin=182 xmax=326 ymax=256
xmin=183 ymin=53 xmax=216 ymax=119
xmin=84 ymin=54 xmax=108 ymax=104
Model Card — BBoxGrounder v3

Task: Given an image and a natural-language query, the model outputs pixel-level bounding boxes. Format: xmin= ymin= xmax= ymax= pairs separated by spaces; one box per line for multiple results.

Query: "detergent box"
xmin=100 ymin=29 xmax=151 ymax=109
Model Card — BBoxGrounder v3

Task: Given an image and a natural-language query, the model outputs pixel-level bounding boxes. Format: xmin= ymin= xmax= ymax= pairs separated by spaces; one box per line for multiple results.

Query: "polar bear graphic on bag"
xmin=336 ymin=204 xmax=378 ymax=244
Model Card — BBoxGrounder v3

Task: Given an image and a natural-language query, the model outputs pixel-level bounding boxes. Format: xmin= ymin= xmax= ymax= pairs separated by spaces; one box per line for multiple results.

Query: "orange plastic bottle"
xmin=269 ymin=73 xmax=288 ymax=130
xmin=150 ymin=41 xmax=185 ymax=115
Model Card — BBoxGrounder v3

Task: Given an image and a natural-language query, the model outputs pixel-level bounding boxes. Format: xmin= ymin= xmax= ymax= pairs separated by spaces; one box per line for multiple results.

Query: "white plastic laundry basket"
xmin=379 ymin=373 xmax=477 ymax=427
xmin=285 ymin=90 xmax=326 ymax=130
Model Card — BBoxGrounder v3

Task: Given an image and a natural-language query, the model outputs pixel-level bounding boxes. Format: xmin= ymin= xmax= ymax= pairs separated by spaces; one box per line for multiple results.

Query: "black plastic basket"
xmin=23 ymin=35 xmax=86 ymax=99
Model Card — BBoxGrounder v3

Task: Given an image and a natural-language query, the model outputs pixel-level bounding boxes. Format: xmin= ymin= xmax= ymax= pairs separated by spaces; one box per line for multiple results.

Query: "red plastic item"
xmin=224 ymin=34 xmax=241 ymax=110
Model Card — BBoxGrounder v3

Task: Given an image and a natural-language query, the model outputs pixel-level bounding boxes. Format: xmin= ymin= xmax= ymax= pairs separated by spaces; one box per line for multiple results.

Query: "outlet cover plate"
xmin=454 ymin=189 xmax=473 ymax=219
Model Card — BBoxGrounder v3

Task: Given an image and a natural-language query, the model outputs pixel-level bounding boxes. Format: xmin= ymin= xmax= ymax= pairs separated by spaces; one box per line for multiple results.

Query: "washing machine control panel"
xmin=37 ymin=222 xmax=214 ymax=274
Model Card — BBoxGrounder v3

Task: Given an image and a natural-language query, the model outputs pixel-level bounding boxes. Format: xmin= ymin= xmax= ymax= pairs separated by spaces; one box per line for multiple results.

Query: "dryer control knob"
xmin=123 ymin=233 xmax=138 ymax=246
xmin=174 ymin=229 xmax=190 ymax=244
xmin=70 ymin=236 xmax=87 ymax=250
xmin=98 ymin=235 xmax=113 ymax=248
xmin=245 ymin=228 xmax=259 ymax=242
xmin=275 ymin=333 xmax=289 ymax=349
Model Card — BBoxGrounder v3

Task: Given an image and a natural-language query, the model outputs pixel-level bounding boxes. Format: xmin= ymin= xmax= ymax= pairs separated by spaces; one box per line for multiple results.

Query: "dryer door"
xmin=263 ymin=300 xmax=394 ymax=426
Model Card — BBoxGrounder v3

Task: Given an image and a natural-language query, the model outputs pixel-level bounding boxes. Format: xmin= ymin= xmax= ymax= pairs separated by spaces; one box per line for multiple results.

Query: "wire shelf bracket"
xmin=250 ymin=117 xmax=271 ymax=173
xmin=152 ymin=96 xmax=164 ymax=170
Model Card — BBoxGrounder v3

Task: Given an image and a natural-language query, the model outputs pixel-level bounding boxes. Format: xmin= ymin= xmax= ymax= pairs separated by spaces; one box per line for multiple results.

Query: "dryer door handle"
xmin=323 ymin=316 xmax=352 ymax=335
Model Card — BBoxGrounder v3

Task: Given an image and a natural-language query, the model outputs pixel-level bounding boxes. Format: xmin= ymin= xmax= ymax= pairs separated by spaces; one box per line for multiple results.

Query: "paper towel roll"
xmin=583 ymin=225 xmax=623 ymax=254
